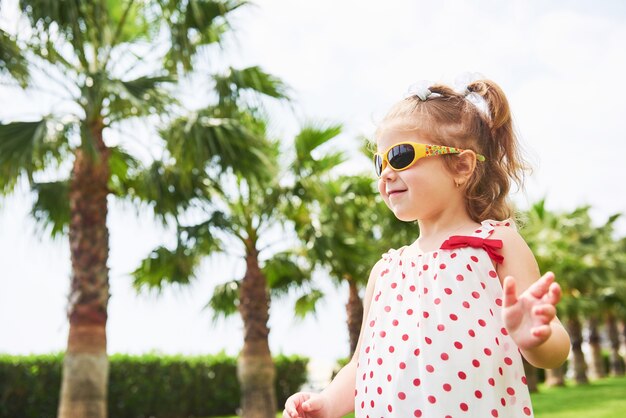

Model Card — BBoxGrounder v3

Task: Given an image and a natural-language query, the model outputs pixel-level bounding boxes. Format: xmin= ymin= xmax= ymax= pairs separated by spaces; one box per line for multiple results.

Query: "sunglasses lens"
xmin=388 ymin=144 xmax=415 ymax=170
xmin=374 ymin=155 xmax=383 ymax=176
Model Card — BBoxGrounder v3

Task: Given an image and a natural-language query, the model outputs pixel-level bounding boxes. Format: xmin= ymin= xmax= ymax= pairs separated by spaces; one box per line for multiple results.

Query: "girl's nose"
xmin=380 ymin=164 xmax=397 ymax=182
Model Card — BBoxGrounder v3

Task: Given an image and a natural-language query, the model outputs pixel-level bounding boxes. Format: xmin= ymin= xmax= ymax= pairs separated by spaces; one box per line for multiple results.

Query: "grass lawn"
xmin=215 ymin=376 xmax=626 ymax=418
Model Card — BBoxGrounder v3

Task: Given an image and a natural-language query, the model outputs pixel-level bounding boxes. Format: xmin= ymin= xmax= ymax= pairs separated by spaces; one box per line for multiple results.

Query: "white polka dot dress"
xmin=355 ymin=220 xmax=533 ymax=417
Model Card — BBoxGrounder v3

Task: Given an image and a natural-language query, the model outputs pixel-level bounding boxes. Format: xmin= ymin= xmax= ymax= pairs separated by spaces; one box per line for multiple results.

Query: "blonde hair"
xmin=376 ymin=79 xmax=530 ymax=222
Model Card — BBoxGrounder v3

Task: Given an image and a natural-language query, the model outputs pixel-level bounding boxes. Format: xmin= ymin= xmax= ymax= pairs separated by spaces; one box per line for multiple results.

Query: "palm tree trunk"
xmin=58 ymin=119 xmax=110 ymax=418
xmin=238 ymin=243 xmax=277 ymax=418
xmin=567 ymin=315 xmax=588 ymax=384
xmin=588 ymin=316 xmax=606 ymax=379
xmin=607 ymin=312 xmax=625 ymax=376
xmin=544 ymin=366 xmax=566 ymax=387
xmin=521 ymin=357 xmax=539 ymax=393
xmin=346 ymin=276 xmax=363 ymax=358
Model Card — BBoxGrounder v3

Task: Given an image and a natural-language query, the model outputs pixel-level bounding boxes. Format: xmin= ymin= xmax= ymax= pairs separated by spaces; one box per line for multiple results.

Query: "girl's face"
xmin=376 ymin=128 xmax=458 ymax=222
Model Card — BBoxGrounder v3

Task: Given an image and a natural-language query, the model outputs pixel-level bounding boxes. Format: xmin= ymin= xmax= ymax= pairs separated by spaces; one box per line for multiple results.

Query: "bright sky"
xmin=1 ymin=0 xmax=626 ymax=375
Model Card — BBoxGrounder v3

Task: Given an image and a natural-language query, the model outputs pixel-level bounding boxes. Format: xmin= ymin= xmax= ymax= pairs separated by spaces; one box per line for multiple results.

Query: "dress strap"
xmin=440 ymin=235 xmax=504 ymax=264
xmin=439 ymin=219 xmax=514 ymax=264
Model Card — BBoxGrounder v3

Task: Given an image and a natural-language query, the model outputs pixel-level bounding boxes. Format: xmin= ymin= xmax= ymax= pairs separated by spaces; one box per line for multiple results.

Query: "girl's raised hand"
xmin=283 ymin=392 xmax=330 ymax=418
xmin=502 ymin=271 xmax=562 ymax=350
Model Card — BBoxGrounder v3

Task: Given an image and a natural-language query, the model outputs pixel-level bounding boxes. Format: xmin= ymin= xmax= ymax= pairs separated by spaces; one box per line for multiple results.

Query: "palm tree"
xmin=289 ymin=172 xmax=417 ymax=357
xmin=132 ymin=124 xmax=343 ymax=418
xmin=0 ymin=1 xmax=271 ymax=416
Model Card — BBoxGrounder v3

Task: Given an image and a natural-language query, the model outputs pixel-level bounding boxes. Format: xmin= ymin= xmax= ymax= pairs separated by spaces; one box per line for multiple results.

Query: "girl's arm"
xmin=492 ymin=226 xmax=571 ymax=370
xmin=284 ymin=258 xmax=384 ymax=418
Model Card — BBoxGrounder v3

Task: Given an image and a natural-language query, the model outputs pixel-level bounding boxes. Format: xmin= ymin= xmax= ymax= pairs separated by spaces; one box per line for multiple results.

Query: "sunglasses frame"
xmin=374 ymin=141 xmax=486 ymax=177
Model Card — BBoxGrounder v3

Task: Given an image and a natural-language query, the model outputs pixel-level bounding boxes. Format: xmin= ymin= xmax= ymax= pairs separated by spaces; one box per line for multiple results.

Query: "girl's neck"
xmin=414 ymin=210 xmax=479 ymax=253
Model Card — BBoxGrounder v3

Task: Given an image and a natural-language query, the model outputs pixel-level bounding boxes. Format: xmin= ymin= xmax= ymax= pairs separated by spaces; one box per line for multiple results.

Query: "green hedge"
xmin=0 ymin=352 xmax=308 ymax=418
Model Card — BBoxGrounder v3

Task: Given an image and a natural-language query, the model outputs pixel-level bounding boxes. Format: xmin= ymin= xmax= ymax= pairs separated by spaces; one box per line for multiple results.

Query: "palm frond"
xmin=162 ymin=111 xmax=273 ymax=177
xmin=206 ymin=279 xmax=240 ymax=321
xmin=132 ymin=245 xmax=200 ymax=291
xmin=0 ymin=118 xmax=72 ymax=194
xmin=294 ymin=289 xmax=324 ymax=319
xmin=264 ymin=251 xmax=311 ymax=297
xmin=105 ymin=75 xmax=177 ymax=122
xmin=0 ymin=29 xmax=30 ymax=87
xmin=214 ymin=66 xmax=290 ymax=105
xmin=31 ymin=180 xmax=70 ymax=237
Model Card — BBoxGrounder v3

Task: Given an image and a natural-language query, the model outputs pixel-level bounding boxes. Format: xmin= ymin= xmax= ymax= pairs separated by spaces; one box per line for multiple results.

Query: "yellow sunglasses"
xmin=374 ymin=142 xmax=486 ymax=177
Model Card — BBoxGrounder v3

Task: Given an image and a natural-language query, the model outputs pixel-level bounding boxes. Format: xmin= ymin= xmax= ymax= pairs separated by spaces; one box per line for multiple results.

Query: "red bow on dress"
xmin=440 ymin=235 xmax=505 ymax=264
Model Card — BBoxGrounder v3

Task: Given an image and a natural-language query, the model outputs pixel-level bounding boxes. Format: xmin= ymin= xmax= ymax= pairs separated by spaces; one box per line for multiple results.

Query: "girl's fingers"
xmin=303 ymin=395 xmax=324 ymax=412
xmin=531 ymin=324 xmax=552 ymax=339
xmin=502 ymin=276 xmax=518 ymax=308
xmin=527 ymin=271 xmax=555 ymax=299
xmin=546 ymin=282 xmax=562 ymax=305
xmin=533 ymin=304 xmax=556 ymax=322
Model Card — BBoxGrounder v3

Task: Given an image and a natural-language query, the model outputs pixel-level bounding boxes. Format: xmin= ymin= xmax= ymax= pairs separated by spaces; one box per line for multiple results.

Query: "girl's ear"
xmin=454 ymin=150 xmax=477 ymax=184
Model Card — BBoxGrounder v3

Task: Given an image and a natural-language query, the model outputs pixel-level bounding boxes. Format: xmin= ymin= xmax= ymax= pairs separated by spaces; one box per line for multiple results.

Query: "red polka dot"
xmin=441 ymin=352 xmax=449 ymax=360
xmin=423 ymin=264 xmax=429 ymax=271
xmin=468 ymin=329 xmax=476 ymax=337
xmin=425 ymin=337 xmax=432 ymax=344
xmin=507 ymin=387 xmax=515 ymax=395
xmin=481 ymin=282 xmax=486 ymax=289
xmin=407 ymin=308 xmax=414 ymax=315
xmin=489 ymin=270 xmax=498 ymax=278
xmin=472 ymin=291 xmax=480 ymax=299
xmin=444 ymin=288 xmax=453 ymax=295
xmin=501 ymin=327 xmax=509 ymax=336
xmin=495 ymin=298 xmax=503 ymax=306
xmin=443 ymin=383 xmax=452 ymax=391
xmin=384 ymin=305 xmax=391 ymax=312
xmin=450 ymin=313 xmax=458 ymax=321
xmin=402 ymin=334 xmax=409 ymax=341
xmin=463 ymin=301 xmax=470 ymax=308
xmin=392 ymin=319 xmax=399 ymax=326
xmin=478 ymin=319 xmax=487 ymax=327
xmin=460 ymin=402 xmax=469 ymax=411
xmin=391 ymin=282 xmax=397 ymax=289
xmin=454 ymin=341 xmax=464 ymax=349
xmin=428 ymin=395 xmax=436 ymax=404
xmin=409 ymin=285 xmax=416 ymax=292
xmin=475 ymin=390 xmax=482 ymax=399
xmin=423 ymin=311 xmax=430 ymax=318
xmin=399 ymin=362 xmax=406 ymax=369
xmin=437 ymin=324 xmax=445 ymax=331
xmin=387 ymin=374 xmax=392 ymax=382
xmin=471 ymin=256 xmax=479 ymax=262
xmin=370 ymin=371 xmax=373 ymax=378
xmin=369 ymin=320 xmax=375 ymax=327
xmin=414 ymin=410 xmax=422 ymax=417
xmin=377 ymin=386 xmax=382 ymax=394
xmin=423 ymin=287 xmax=429 ymax=294
xmin=388 ymin=404 xmax=393 ymax=412
xmin=488 ymin=378 xmax=495 ymax=386
xmin=440 ymin=263 xmax=447 ymax=269
xmin=491 ymin=409 xmax=499 ymax=417
xmin=398 ymin=392 xmax=406 ymax=400
xmin=501 ymin=398 xmax=506 ymax=406
xmin=504 ymin=357 xmax=513 ymax=365
xmin=377 ymin=358 xmax=383 ymax=365
xmin=522 ymin=376 xmax=527 ymax=385
xmin=397 ymin=294 xmax=403 ymax=301
xmin=524 ymin=407 xmax=532 ymax=416
xmin=426 ymin=364 xmax=435 ymax=372
xmin=466 ymin=264 xmax=473 ymax=271
xmin=380 ymin=330 xmax=386 ymax=337
xmin=434 ymin=297 xmax=441 ymax=305
xmin=389 ymin=346 xmax=395 ymax=353
xmin=360 ymin=401 xmax=364 ymax=408
xmin=456 ymin=274 xmax=464 ymax=281
xmin=413 ymin=378 xmax=421 ymax=386
xmin=433 ymin=252 xmax=438 ymax=258
xmin=484 ymin=348 xmax=492 ymax=356
xmin=451 ymin=253 xmax=457 ymax=258
xmin=472 ymin=359 xmax=481 ymax=367
xmin=414 ymin=348 xmax=421 ymax=356
xmin=370 ymin=400 xmax=375 ymax=407
xmin=458 ymin=371 xmax=467 ymax=380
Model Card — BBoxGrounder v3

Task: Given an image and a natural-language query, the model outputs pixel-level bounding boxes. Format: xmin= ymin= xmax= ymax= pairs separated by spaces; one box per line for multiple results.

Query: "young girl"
xmin=283 ymin=79 xmax=570 ymax=418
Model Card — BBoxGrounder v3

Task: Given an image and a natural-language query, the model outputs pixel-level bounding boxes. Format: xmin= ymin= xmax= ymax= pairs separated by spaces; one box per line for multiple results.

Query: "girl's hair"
xmin=375 ymin=79 xmax=530 ymax=222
